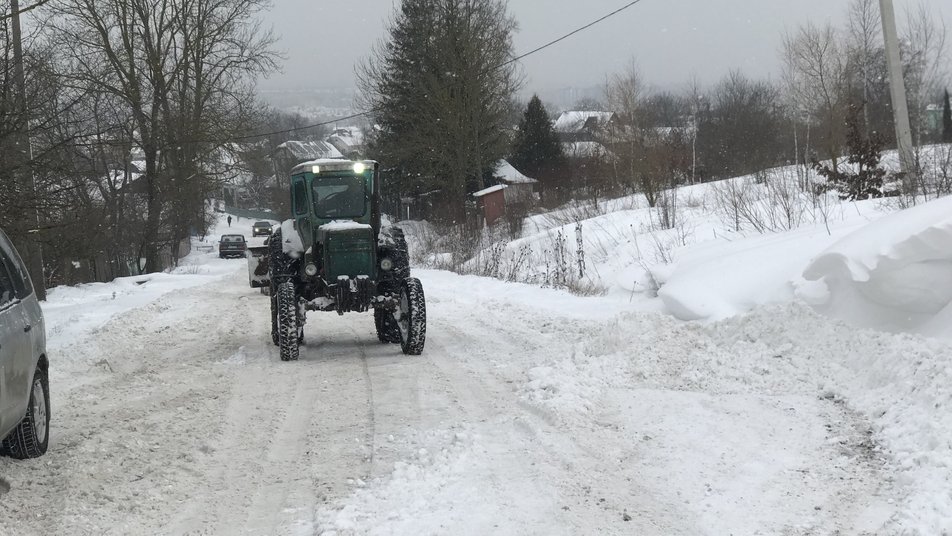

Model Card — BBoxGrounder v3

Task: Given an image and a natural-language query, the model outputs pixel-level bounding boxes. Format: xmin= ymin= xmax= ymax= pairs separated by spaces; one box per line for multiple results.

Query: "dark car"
xmin=219 ymin=234 xmax=247 ymax=259
xmin=252 ymin=221 xmax=273 ymax=237
xmin=0 ymin=228 xmax=50 ymax=459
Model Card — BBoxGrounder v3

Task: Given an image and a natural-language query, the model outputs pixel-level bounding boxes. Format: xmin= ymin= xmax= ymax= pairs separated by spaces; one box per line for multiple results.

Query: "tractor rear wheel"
xmin=276 ymin=281 xmax=300 ymax=361
xmin=396 ymin=277 xmax=426 ymax=355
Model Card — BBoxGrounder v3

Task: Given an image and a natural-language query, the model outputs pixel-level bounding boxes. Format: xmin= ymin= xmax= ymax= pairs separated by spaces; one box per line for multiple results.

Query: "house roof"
xmin=495 ymin=159 xmax=537 ymax=184
xmin=274 ymin=140 xmax=343 ymax=160
xmin=553 ymin=111 xmax=615 ymax=133
xmin=472 ymin=184 xmax=508 ymax=197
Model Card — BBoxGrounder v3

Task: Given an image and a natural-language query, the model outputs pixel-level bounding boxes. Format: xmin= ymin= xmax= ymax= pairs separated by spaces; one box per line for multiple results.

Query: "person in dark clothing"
xmin=227 ymin=215 xmax=232 ymax=227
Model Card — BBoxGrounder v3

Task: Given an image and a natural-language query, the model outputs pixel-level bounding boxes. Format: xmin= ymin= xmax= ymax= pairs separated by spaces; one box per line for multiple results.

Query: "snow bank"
xmin=800 ymin=195 xmax=952 ymax=336
xmin=656 ymin=202 xmax=880 ymax=321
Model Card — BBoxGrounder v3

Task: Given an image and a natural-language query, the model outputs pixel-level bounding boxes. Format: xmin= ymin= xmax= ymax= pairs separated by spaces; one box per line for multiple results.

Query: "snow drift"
xmin=799 ymin=195 xmax=952 ymax=337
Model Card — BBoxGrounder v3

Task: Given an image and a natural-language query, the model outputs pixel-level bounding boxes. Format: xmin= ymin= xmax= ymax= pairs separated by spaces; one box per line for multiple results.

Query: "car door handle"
xmin=23 ymin=325 xmax=31 ymax=333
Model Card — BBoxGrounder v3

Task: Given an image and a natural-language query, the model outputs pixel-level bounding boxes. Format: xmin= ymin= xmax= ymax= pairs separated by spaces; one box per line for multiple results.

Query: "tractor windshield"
xmin=312 ymin=175 xmax=367 ymax=219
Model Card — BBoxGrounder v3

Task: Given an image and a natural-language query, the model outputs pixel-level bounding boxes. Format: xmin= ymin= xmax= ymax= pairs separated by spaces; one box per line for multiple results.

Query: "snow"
xmin=495 ymin=159 xmax=536 ymax=184
xmin=801 ymin=195 xmax=952 ymax=336
xmin=5 ymin=150 xmax=952 ymax=534
xmin=280 ymin=218 xmax=305 ymax=256
xmin=319 ymin=220 xmax=373 ymax=232
xmin=472 ymin=183 xmax=507 ymax=197
xmin=553 ymin=110 xmax=614 ymax=133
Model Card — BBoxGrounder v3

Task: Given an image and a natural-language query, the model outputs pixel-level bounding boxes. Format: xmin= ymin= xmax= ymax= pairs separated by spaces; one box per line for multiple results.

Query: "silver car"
xmin=0 ymin=229 xmax=49 ymax=459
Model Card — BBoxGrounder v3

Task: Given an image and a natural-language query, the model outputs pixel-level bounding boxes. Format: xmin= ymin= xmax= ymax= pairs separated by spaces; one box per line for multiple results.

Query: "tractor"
xmin=248 ymin=158 xmax=426 ymax=361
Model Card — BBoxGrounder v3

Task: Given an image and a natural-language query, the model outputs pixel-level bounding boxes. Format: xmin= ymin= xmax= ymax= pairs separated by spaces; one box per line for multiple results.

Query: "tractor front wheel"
xmin=276 ymin=281 xmax=300 ymax=361
xmin=396 ymin=277 xmax=426 ymax=355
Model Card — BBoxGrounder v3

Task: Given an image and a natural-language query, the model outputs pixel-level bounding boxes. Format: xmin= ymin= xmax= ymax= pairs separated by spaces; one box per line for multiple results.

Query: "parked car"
xmin=219 ymin=234 xmax=247 ymax=259
xmin=0 ymin=228 xmax=49 ymax=459
xmin=252 ymin=221 xmax=273 ymax=237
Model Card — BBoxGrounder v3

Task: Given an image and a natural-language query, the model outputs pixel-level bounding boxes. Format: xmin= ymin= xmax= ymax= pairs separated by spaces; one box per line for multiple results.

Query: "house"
xmin=472 ymin=184 xmax=507 ymax=227
xmin=494 ymin=159 xmax=538 ymax=206
xmin=325 ymin=127 xmax=366 ymax=160
xmin=270 ymin=140 xmax=343 ymax=182
xmin=553 ymin=111 xmax=618 ymax=143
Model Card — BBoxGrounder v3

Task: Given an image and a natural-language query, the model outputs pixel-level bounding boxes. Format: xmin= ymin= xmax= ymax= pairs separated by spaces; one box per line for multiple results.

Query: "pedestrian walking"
xmin=227 ymin=215 xmax=232 ymax=227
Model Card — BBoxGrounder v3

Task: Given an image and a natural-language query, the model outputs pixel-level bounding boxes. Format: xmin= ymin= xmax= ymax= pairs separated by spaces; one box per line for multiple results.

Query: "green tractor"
xmin=250 ymin=159 xmax=426 ymax=361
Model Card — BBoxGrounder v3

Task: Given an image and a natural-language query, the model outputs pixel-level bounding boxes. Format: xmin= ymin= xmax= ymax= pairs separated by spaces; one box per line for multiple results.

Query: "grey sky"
xmin=259 ymin=0 xmax=952 ymax=94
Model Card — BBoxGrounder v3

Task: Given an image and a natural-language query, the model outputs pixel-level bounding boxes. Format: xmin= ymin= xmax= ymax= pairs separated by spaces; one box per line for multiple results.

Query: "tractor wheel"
xmin=270 ymin=291 xmax=279 ymax=346
xmin=1 ymin=365 xmax=50 ymax=459
xmin=374 ymin=307 xmax=401 ymax=344
xmin=396 ymin=277 xmax=426 ymax=355
xmin=276 ymin=281 xmax=300 ymax=361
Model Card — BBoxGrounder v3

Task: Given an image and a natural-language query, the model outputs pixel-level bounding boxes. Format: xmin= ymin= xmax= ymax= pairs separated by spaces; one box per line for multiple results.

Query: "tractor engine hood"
xmin=318 ymin=220 xmax=376 ymax=282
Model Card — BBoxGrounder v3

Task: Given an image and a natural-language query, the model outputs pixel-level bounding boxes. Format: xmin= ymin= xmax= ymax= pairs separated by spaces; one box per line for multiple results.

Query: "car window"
xmin=0 ymin=255 xmax=17 ymax=308
xmin=0 ymin=230 xmax=32 ymax=299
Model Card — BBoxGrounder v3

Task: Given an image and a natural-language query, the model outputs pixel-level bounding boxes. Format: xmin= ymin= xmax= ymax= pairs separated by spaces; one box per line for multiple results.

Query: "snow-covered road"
xmin=0 ymin=257 xmax=912 ymax=534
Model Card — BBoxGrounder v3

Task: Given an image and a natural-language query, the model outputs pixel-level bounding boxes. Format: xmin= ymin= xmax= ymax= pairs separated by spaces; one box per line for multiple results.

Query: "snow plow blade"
xmin=247 ymin=238 xmax=270 ymax=288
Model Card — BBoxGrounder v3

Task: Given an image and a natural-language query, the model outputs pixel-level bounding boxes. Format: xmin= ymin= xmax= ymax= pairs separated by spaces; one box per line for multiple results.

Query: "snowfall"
xmin=1 ymin=149 xmax=952 ymax=535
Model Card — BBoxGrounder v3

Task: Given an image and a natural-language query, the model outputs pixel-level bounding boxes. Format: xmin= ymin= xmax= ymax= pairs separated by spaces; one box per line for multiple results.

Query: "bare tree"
xmin=902 ymin=2 xmax=949 ymax=146
xmin=783 ymin=22 xmax=852 ymax=171
xmin=49 ymin=0 xmax=278 ymax=272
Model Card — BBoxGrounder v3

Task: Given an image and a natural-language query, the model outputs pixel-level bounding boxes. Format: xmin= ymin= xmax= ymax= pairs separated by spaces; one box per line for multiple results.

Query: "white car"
xmin=0 ymin=229 xmax=49 ymax=459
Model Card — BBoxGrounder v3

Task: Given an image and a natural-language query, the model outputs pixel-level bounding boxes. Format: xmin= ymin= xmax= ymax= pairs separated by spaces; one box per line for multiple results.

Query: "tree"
xmin=359 ymin=0 xmax=521 ymax=223
xmin=782 ymin=23 xmax=851 ymax=171
xmin=509 ymin=95 xmax=565 ymax=201
xmin=50 ymin=0 xmax=278 ymax=272
xmin=696 ymin=71 xmax=787 ymax=180
xmin=944 ymin=89 xmax=952 ymax=143
xmin=813 ymin=102 xmax=887 ymax=201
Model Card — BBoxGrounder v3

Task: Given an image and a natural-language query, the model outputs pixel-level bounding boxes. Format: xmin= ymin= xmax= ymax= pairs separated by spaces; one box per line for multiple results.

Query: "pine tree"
xmin=358 ymin=0 xmax=520 ymax=223
xmin=510 ymin=95 xmax=564 ymax=179
xmin=813 ymin=102 xmax=886 ymax=200
xmin=943 ymin=89 xmax=952 ymax=143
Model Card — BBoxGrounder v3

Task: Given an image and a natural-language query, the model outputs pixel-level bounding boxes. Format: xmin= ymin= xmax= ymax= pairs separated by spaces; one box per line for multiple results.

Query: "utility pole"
xmin=11 ymin=0 xmax=46 ymax=299
xmin=879 ymin=0 xmax=917 ymax=194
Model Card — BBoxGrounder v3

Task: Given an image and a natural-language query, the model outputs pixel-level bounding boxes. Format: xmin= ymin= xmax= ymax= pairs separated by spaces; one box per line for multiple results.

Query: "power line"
xmin=238 ymin=0 xmax=647 ymax=142
xmin=499 ymin=0 xmax=643 ymax=69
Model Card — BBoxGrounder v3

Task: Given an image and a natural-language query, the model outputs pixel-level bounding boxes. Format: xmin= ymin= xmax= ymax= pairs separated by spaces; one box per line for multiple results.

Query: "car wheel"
xmin=1 ymin=365 xmax=50 ymax=459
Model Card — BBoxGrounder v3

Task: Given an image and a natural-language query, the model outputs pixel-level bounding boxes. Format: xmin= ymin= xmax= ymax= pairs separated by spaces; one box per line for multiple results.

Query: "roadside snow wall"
xmin=800 ymin=196 xmax=952 ymax=338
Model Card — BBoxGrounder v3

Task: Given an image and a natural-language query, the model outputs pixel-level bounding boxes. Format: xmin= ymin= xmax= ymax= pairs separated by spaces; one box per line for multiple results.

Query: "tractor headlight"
xmin=380 ymin=257 xmax=393 ymax=271
xmin=304 ymin=263 xmax=319 ymax=276
xmin=353 ymin=162 xmax=366 ymax=174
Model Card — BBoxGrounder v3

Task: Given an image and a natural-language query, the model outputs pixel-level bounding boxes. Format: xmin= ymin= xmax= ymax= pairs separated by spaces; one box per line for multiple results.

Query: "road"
xmin=0 ymin=262 xmax=898 ymax=535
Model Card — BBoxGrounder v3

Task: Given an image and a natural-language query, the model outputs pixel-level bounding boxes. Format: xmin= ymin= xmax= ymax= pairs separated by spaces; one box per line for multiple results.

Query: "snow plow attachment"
xmin=247 ymin=237 xmax=270 ymax=288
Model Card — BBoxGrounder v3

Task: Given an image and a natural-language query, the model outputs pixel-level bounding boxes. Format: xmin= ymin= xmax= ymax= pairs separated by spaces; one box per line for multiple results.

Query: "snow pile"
xmin=656 ymin=219 xmax=869 ymax=321
xmin=800 ymin=195 xmax=952 ymax=337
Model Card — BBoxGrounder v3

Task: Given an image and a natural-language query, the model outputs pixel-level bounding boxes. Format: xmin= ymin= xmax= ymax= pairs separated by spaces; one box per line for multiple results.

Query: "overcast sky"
xmin=258 ymin=0 xmax=952 ymax=94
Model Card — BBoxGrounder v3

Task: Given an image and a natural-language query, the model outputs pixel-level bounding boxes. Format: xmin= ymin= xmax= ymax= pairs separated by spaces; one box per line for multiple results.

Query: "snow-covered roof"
xmin=472 ymin=184 xmax=508 ymax=197
xmin=495 ymin=160 xmax=537 ymax=184
xmin=553 ymin=111 xmax=615 ymax=133
xmin=275 ymin=140 xmax=343 ymax=160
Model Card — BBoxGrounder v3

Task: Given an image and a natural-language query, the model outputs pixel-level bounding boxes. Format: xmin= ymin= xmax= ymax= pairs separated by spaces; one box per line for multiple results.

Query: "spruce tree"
xmin=510 ymin=95 xmax=565 ymax=191
xmin=358 ymin=0 xmax=520 ymax=222
xmin=943 ymin=89 xmax=952 ymax=143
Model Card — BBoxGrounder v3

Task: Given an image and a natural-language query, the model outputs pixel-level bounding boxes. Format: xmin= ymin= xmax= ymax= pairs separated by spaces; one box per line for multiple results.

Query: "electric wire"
xmin=234 ymin=0 xmax=647 ymax=142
